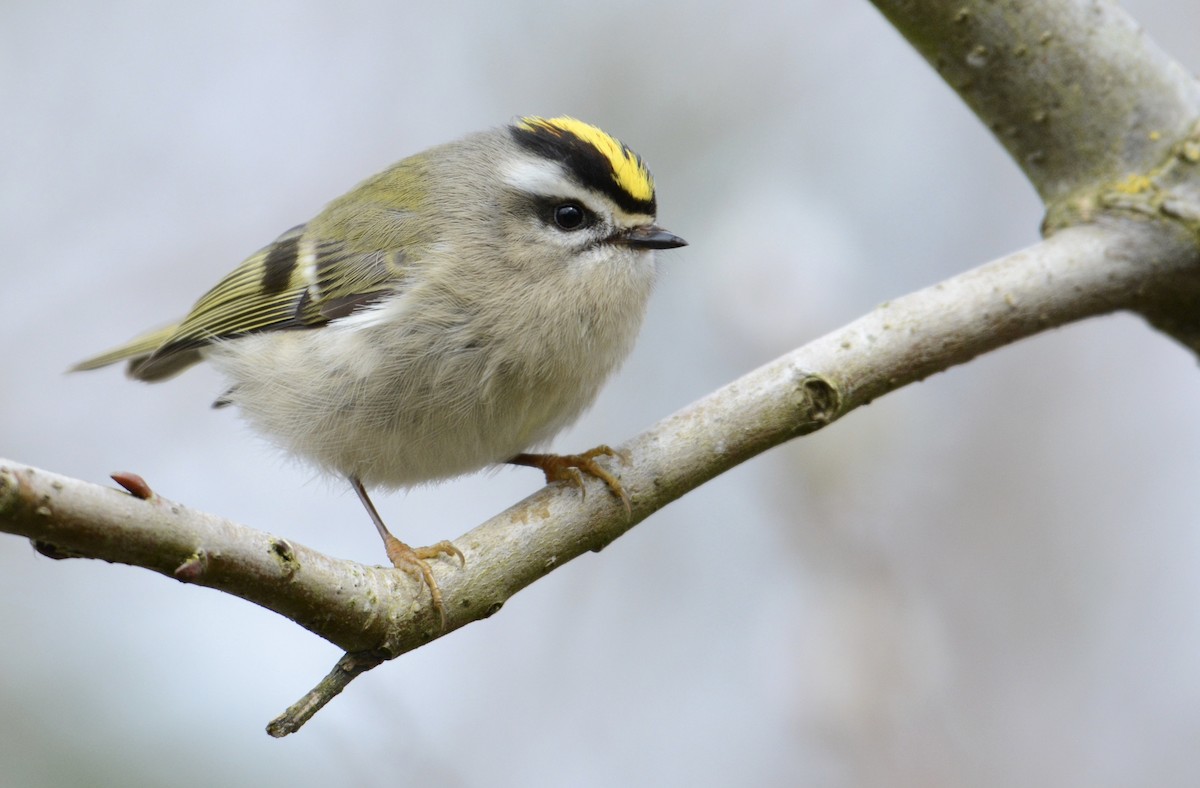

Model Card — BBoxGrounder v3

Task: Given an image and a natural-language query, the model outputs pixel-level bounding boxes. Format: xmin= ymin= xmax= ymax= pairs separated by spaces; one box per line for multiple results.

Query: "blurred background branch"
xmin=872 ymin=0 xmax=1200 ymax=206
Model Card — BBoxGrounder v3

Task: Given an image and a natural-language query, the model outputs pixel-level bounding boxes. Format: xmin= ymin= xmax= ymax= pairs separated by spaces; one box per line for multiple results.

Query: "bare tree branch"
xmin=872 ymin=0 xmax=1200 ymax=351
xmin=5 ymin=0 xmax=1200 ymax=734
xmin=5 ymin=218 xmax=1197 ymax=731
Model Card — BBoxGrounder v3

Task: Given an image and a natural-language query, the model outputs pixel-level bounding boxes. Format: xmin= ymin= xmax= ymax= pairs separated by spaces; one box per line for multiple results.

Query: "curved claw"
xmin=383 ymin=536 xmax=463 ymax=630
xmin=509 ymin=445 xmax=632 ymax=516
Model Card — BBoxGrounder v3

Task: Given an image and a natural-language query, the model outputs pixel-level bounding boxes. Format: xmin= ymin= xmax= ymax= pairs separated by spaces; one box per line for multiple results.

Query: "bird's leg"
xmin=350 ymin=477 xmax=464 ymax=630
xmin=508 ymin=445 xmax=631 ymax=515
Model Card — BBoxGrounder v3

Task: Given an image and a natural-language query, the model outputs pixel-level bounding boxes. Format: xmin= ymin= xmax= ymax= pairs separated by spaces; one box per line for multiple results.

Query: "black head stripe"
xmin=510 ymin=122 xmax=657 ymax=216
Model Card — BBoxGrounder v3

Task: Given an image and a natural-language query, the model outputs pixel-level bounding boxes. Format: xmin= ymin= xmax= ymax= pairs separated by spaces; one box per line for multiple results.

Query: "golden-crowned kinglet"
xmin=74 ymin=116 xmax=687 ymax=625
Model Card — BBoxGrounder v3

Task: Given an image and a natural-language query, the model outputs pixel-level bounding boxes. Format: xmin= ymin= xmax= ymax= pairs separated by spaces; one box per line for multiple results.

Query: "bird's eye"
xmin=553 ymin=202 xmax=589 ymax=230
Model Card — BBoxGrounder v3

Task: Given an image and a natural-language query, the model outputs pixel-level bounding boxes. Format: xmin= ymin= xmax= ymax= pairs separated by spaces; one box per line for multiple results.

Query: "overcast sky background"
xmin=4 ymin=1 xmax=1200 ymax=786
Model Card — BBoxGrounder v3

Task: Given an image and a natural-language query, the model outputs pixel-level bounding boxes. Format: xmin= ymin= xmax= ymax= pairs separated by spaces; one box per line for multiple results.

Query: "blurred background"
xmin=4 ymin=1 xmax=1200 ymax=785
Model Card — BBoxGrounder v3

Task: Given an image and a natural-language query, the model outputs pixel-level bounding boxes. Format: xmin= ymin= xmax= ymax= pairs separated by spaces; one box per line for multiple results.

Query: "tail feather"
xmin=70 ymin=324 xmax=202 ymax=381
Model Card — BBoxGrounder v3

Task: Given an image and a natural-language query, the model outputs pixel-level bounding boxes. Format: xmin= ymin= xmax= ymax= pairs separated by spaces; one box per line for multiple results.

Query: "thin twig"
xmin=266 ymin=651 xmax=387 ymax=738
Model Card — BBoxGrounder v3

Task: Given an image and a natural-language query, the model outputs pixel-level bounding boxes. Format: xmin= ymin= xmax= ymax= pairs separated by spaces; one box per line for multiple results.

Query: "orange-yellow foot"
xmin=382 ymin=535 xmax=465 ymax=630
xmin=350 ymin=477 xmax=465 ymax=630
xmin=510 ymin=445 xmax=631 ymax=515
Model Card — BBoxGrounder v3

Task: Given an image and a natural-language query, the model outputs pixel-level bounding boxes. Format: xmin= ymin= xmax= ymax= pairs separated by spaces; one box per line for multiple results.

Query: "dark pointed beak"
xmin=620 ymin=225 xmax=688 ymax=250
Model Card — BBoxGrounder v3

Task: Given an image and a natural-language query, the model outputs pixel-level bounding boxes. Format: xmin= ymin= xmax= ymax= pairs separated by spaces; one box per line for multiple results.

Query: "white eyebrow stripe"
xmin=501 ymin=156 xmax=655 ymax=226
xmin=501 ymin=157 xmax=589 ymax=201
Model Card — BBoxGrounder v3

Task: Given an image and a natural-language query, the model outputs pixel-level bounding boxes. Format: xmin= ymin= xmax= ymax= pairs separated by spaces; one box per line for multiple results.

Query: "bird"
xmin=73 ymin=116 xmax=687 ymax=627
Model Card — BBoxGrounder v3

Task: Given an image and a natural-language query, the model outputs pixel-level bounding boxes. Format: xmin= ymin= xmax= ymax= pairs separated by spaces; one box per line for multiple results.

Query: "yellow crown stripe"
xmin=517 ymin=116 xmax=655 ymax=205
